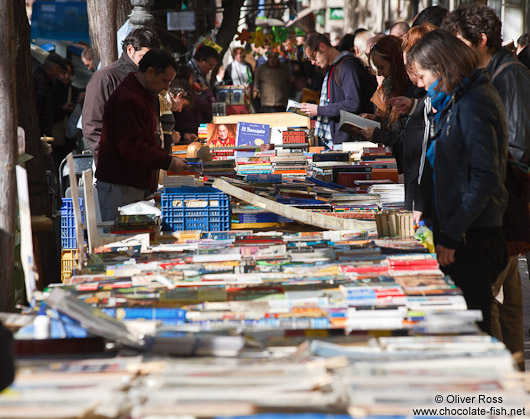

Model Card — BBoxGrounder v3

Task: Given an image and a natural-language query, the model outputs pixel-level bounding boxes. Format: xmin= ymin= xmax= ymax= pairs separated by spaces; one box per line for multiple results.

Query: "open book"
xmin=339 ymin=110 xmax=381 ymax=132
xmin=286 ymin=99 xmax=309 ymax=116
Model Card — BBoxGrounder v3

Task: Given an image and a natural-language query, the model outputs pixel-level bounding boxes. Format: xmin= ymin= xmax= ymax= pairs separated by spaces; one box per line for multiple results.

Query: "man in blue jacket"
xmin=299 ymin=32 xmax=376 ymax=149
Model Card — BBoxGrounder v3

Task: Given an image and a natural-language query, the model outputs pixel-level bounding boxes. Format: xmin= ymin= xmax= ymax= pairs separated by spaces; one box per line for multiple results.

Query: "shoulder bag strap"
xmin=491 ymin=61 xmax=522 ymax=81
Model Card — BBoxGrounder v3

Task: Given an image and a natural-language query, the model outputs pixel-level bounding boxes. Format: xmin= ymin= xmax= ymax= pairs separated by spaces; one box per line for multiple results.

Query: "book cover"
xmin=282 ymin=130 xmax=307 ymax=145
xmin=206 ymin=123 xmax=237 ymax=148
xmin=339 ymin=109 xmax=381 ymax=132
xmin=230 ymin=87 xmax=247 ymax=105
xmin=235 ymin=122 xmax=270 ymax=158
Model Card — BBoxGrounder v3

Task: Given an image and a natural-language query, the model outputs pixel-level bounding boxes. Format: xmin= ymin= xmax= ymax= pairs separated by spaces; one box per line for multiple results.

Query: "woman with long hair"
xmin=408 ymin=30 xmax=508 ymax=333
xmin=377 ymin=23 xmax=437 ymax=222
xmin=368 ymin=35 xmax=421 ymax=126
xmin=360 ymin=34 xmax=426 ymax=201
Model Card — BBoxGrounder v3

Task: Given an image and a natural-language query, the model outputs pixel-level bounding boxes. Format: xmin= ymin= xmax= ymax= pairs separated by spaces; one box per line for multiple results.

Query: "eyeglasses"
xmin=308 ymin=49 xmax=318 ymax=62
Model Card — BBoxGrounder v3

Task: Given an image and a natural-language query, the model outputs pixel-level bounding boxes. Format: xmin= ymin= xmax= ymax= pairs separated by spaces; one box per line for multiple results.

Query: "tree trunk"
xmin=0 ymin=0 xmax=17 ymax=311
xmin=116 ymin=0 xmax=132 ymax=28
xmin=86 ymin=0 xmax=118 ymax=67
xmin=14 ymin=0 xmax=60 ymax=288
xmin=211 ymin=0 xmax=246 ymax=91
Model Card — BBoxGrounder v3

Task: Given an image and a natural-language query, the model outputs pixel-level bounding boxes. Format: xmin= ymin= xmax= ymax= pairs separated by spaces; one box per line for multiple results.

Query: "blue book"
xmin=235 ymin=122 xmax=270 ymax=158
xmin=238 ymin=213 xmax=293 ymax=223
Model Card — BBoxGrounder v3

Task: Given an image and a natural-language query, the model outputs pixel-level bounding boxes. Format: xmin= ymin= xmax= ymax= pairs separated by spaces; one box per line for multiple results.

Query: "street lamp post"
xmin=130 ymin=0 xmax=155 ymax=29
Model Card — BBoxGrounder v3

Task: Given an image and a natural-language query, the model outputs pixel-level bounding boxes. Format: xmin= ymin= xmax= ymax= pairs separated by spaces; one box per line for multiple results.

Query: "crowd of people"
xmin=328 ymin=3 xmax=530 ymax=366
xmin=29 ymin=3 xmax=530 ymax=368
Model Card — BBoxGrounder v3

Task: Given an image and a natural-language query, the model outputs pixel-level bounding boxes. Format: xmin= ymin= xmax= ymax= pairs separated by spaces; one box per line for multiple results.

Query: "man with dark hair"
xmin=188 ymin=45 xmax=220 ymax=100
xmin=444 ymin=3 xmax=530 ymax=361
xmin=95 ymin=50 xmax=187 ymax=222
xmin=412 ymin=5 xmax=448 ymax=27
xmin=33 ymin=53 xmax=68 ymax=138
xmin=517 ymin=32 xmax=530 ymax=69
xmin=390 ymin=21 xmax=410 ymax=38
xmin=443 ymin=3 xmax=530 ymax=163
xmin=82 ymin=28 xmax=160 ymax=166
xmin=299 ymin=32 xmax=376 ymax=148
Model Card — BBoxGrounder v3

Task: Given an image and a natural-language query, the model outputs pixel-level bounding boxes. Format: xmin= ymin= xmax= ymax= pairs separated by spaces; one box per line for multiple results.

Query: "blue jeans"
xmin=96 ymin=181 xmax=146 ymax=222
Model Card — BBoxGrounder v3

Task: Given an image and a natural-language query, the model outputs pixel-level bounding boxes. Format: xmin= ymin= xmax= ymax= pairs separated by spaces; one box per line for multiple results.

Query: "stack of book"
xmin=360 ymin=146 xmax=399 ymax=183
xmin=271 ymin=150 xmax=307 ymax=176
xmin=110 ymin=214 xmax=159 ymax=236
xmin=368 ymin=184 xmax=405 ymax=208
xmin=308 ymin=152 xmax=350 ymax=180
xmin=201 ymin=160 xmax=236 ymax=178
xmin=235 ymin=158 xmax=273 ymax=176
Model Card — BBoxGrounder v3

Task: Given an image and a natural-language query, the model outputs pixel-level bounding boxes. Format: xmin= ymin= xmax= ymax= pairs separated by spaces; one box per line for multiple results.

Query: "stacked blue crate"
xmin=60 ymin=198 xmax=84 ymax=249
xmin=161 ymin=187 xmax=230 ymax=232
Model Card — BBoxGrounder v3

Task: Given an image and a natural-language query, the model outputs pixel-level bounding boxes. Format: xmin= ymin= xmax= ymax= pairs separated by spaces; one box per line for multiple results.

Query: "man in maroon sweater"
xmin=96 ymin=49 xmax=188 ymax=221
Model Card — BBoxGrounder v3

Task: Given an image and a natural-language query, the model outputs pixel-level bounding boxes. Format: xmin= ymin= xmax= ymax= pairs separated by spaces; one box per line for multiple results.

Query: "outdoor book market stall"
xmin=3 ymin=112 xmax=530 ymax=419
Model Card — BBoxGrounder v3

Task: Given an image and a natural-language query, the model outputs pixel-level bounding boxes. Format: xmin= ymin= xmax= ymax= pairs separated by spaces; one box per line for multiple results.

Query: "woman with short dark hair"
xmin=408 ymin=30 xmax=508 ymax=333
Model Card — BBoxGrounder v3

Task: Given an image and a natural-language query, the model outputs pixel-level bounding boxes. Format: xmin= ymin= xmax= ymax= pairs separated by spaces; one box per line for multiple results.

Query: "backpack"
xmin=492 ymin=60 xmax=530 ymax=255
xmin=332 ymin=55 xmax=377 ymax=114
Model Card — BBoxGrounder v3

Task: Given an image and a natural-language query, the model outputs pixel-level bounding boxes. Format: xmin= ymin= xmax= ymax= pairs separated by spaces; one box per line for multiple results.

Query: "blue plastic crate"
xmin=60 ymin=198 xmax=84 ymax=249
xmin=161 ymin=187 xmax=230 ymax=232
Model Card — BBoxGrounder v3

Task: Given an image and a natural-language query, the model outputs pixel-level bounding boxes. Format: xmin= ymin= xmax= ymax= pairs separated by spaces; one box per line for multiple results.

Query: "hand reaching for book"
xmin=387 ymin=97 xmax=414 ymax=115
xmin=171 ymin=131 xmax=181 ymax=144
xmin=359 ymin=113 xmax=377 ymax=121
xmin=360 ymin=127 xmax=376 ymax=140
xmin=168 ymin=157 xmax=189 ymax=173
xmin=183 ymin=134 xmax=198 ymax=143
xmin=298 ymin=103 xmax=318 ymax=116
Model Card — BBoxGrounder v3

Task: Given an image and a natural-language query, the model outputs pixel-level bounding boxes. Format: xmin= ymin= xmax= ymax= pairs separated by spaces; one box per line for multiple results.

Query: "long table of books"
xmin=4 ymin=225 xmax=530 ymax=418
xmin=4 ymin=132 xmax=530 ymax=418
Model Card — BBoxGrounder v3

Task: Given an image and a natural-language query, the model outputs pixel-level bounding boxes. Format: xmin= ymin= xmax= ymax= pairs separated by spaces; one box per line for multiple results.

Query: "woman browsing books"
xmin=407 ymin=30 xmax=508 ymax=334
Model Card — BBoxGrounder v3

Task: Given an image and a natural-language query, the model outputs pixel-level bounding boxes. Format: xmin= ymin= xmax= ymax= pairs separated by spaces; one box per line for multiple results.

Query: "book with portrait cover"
xmin=206 ymin=123 xmax=237 ymax=159
xmin=235 ymin=122 xmax=270 ymax=158
xmin=206 ymin=123 xmax=237 ymax=148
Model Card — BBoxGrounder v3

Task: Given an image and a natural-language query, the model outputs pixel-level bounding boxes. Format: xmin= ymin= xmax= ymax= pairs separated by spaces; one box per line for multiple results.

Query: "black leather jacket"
xmin=486 ymin=47 xmax=530 ymax=165
xmin=431 ymin=69 xmax=508 ymax=248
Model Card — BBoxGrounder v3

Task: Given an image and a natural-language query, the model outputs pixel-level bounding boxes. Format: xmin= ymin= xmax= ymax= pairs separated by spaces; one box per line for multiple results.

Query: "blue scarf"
xmin=426 ymin=80 xmax=451 ymax=124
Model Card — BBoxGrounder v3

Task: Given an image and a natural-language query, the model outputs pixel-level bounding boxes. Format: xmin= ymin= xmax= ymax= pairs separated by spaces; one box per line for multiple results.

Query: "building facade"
xmin=308 ymin=0 xmax=529 ymax=43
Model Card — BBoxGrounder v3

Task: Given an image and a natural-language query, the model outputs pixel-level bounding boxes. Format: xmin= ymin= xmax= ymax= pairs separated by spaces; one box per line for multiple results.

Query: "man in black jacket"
xmin=443 ymin=4 xmax=530 ymax=363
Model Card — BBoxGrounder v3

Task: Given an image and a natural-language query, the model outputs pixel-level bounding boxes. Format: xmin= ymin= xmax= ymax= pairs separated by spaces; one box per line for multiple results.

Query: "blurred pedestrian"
xmin=412 ymin=5 xmax=449 ymax=27
xmin=224 ymin=47 xmax=253 ymax=86
xmin=390 ymin=22 xmax=410 ymax=38
xmin=172 ymin=65 xmax=210 ymax=143
xmin=353 ymin=30 xmax=375 ymax=67
xmin=254 ymin=50 xmax=290 ymax=113
xmin=34 ymin=52 xmax=68 ymax=139
xmin=188 ymin=45 xmax=220 ymax=101
xmin=51 ymin=59 xmax=82 ymax=170
xmin=159 ymin=78 xmax=194 ymax=152
xmin=81 ymin=47 xmax=94 ymax=71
